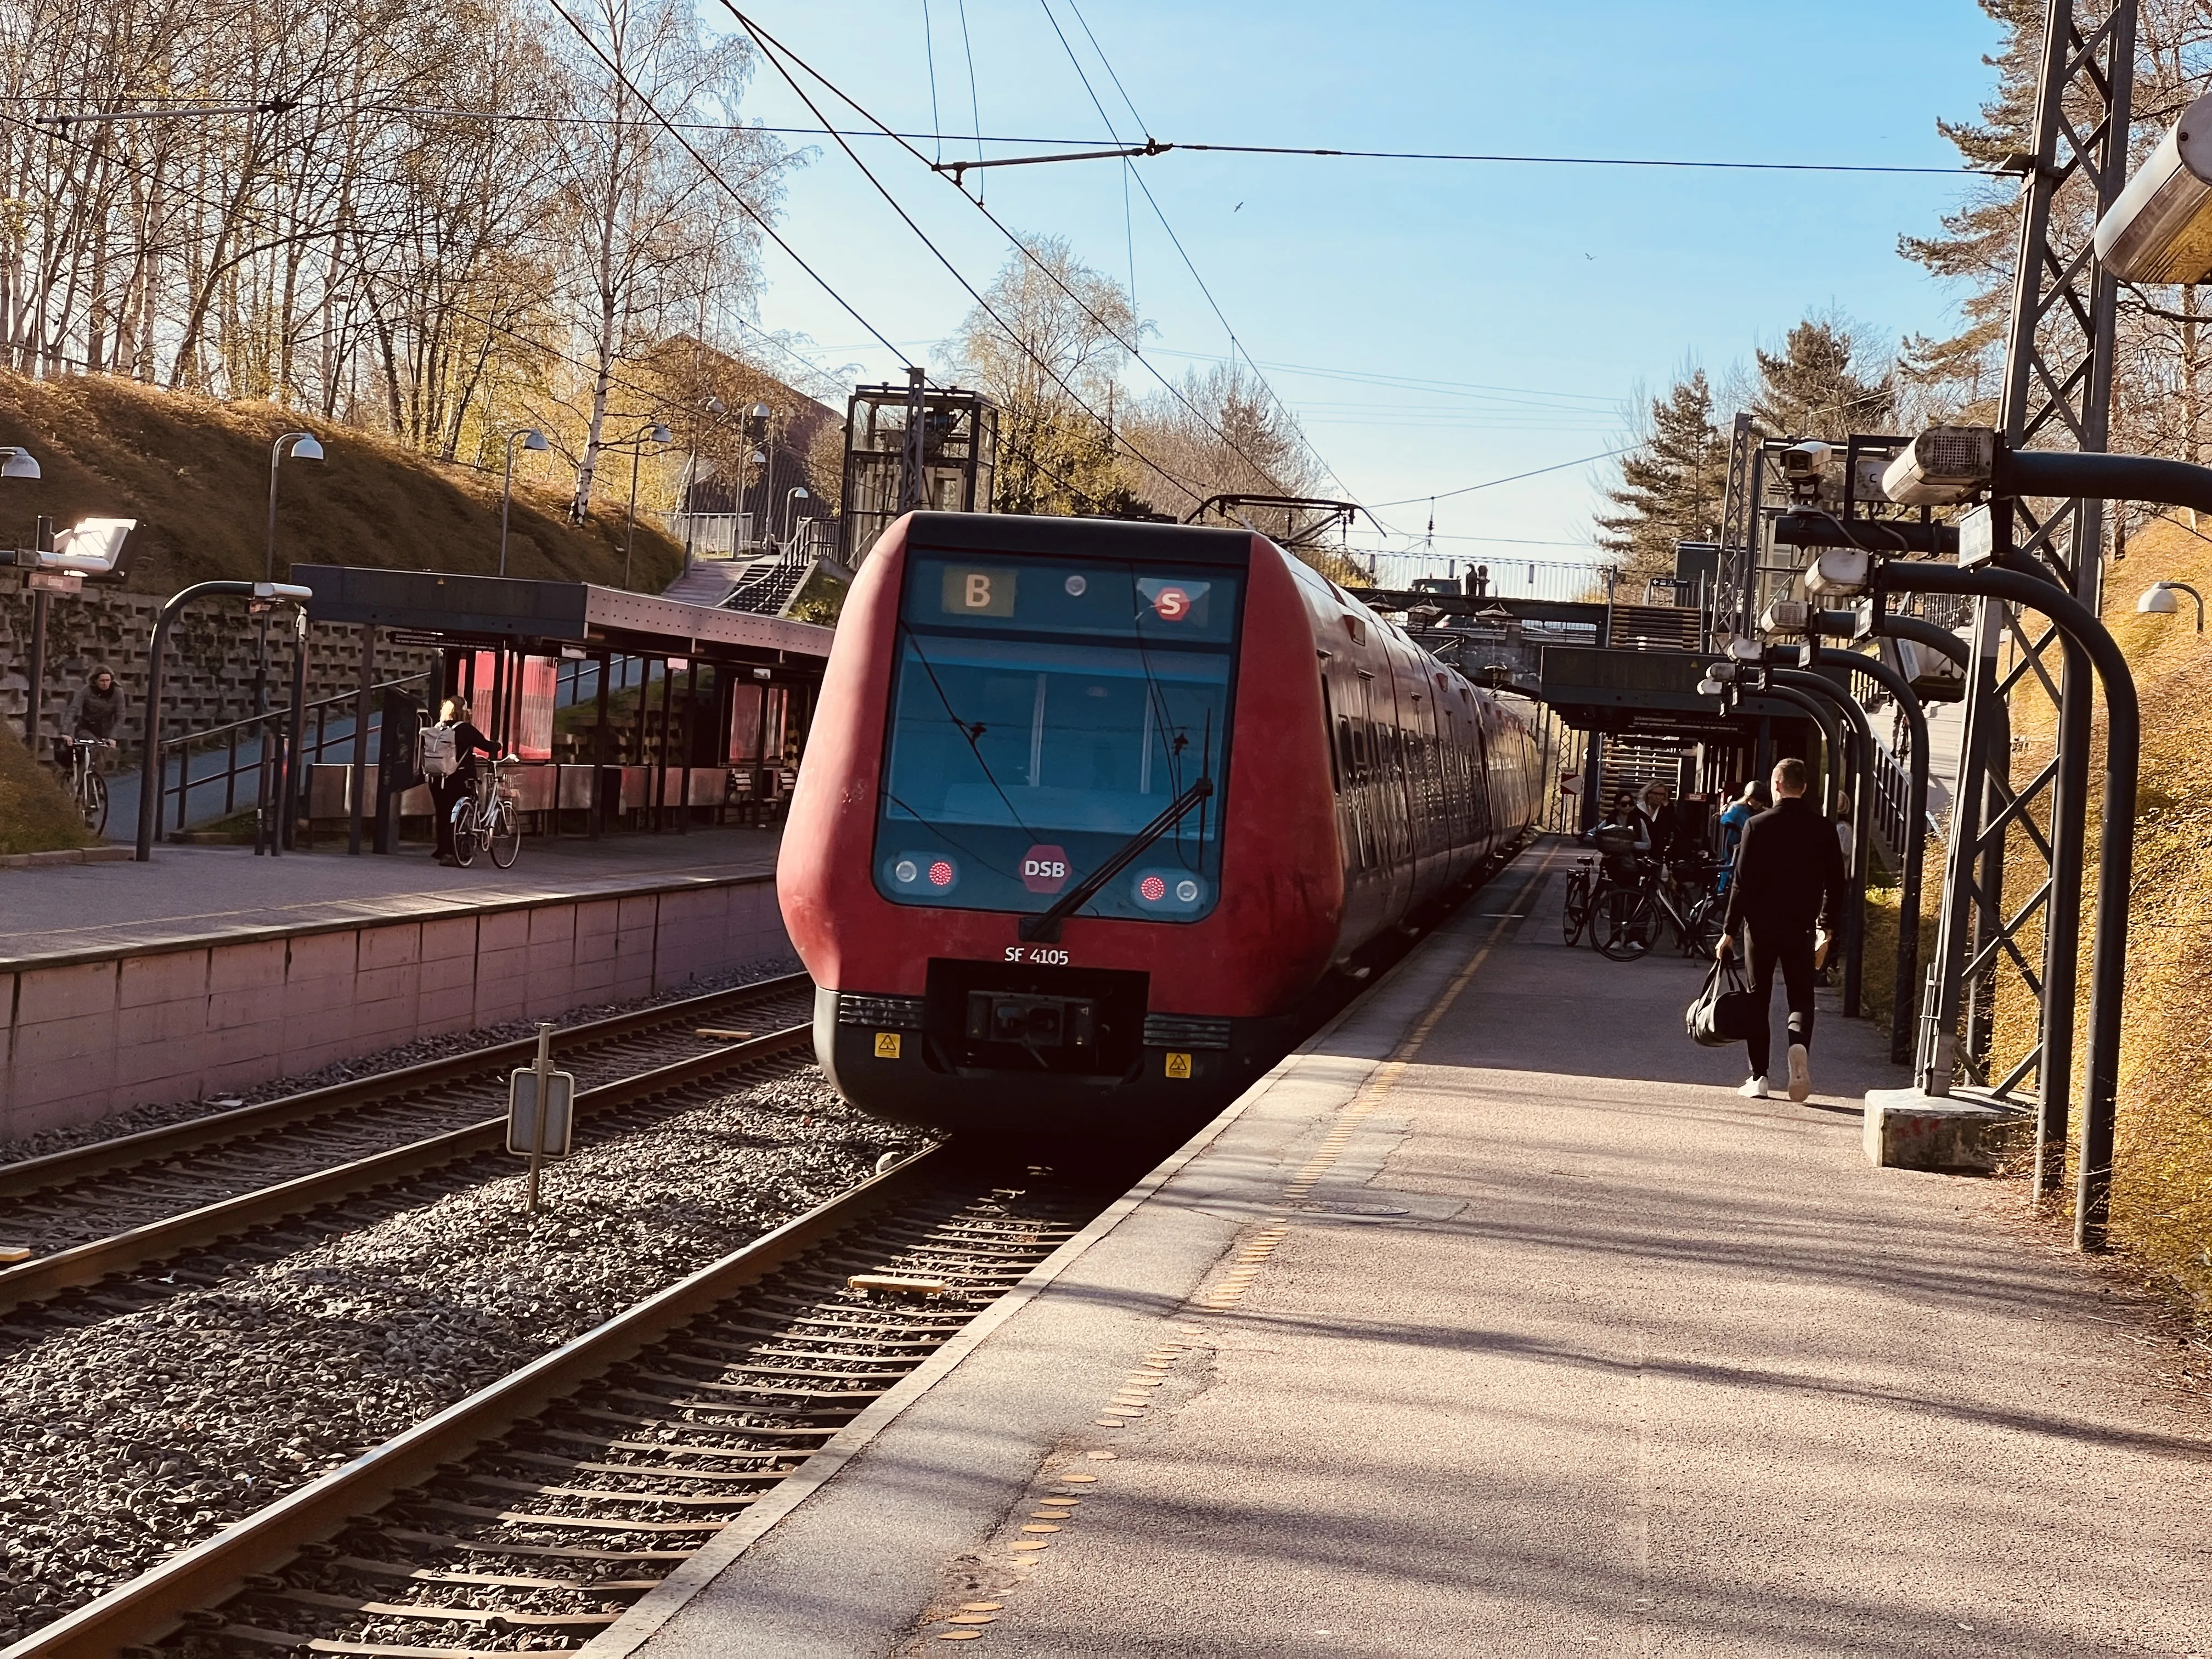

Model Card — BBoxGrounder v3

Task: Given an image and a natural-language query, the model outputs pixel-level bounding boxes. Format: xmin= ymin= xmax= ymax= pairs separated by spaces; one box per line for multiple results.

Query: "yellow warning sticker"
xmin=1164 ymin=1051 xmax=1193 ymax=1079
xmin=875 ymin=1032 xmax=902 ymax=1059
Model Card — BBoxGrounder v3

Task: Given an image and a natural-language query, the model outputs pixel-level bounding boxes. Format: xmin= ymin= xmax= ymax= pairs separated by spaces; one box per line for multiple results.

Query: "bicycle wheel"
xmin=1590 ymin=885 xmax=1652 ymax=961
xmin=1681 ymin=896 xmax=1724 ymax=958
xmin=450 ymin=802 xmax=477 ymax=868
xmin=81 ymin=771 xmax=108 ymax=837
xmin=1561 ymin=871 xmax=1590 ymax=945
xmin=487 ymin=798 xmax=521 ymax=868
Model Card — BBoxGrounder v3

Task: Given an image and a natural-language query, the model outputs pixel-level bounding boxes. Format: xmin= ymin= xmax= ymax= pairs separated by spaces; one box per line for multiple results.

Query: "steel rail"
xmin=0 ymin=973 xmax=810 ymax=1201
xmin=4 ymin=1148 xmax=951 ymax=1659
xmin=0 ymin=1024 xmax=812 ymax=1313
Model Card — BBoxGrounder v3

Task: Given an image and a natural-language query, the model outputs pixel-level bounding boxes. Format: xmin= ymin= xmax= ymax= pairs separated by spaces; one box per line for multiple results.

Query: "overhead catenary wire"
xmin=724 ymin=6 xmax=1215 ymax=503
xmin=730 ymin=7 xmax=1326 ymax=522
xmin=1039 ymin=0 xmax=1385 ymax=531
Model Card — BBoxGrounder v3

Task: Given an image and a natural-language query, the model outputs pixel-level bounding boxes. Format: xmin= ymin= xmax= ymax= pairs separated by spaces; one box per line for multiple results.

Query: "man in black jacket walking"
xmin=1717 ymin=756 xmax=1846 ymax=1102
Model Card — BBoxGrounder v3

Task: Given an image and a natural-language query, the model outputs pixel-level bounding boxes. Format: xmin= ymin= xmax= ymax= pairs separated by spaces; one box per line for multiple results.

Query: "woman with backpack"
xmin=420 ymin=697 xmax=498 ymax=866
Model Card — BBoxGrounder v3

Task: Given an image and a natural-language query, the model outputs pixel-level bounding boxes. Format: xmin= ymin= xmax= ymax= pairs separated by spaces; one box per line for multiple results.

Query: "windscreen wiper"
xmin=1018 ymin=776 xmax=1215 ymax=943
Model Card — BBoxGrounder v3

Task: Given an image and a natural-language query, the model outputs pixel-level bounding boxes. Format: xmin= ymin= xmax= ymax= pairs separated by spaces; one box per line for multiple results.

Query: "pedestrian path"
xmin=612 ymin=840 xmax=2212 ymax=1659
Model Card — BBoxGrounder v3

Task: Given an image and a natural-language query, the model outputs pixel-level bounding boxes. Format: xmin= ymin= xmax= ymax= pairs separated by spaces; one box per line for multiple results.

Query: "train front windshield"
xmin=875 ymin=552 xmax=1240 ymax=921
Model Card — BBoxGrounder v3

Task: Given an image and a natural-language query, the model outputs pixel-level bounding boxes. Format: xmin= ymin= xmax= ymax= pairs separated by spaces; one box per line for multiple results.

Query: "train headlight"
xmin=1132 ymin=868 xmax=1205 ymax=913
xmin=887 ymin=851 xmax=958 ymax=894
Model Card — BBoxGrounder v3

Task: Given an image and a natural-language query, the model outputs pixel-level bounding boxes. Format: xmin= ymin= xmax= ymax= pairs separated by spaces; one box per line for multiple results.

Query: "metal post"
xmin=590 ymin=650 xmax=611 ymax=839
xmin=347 ymin=625 xmax=375 ymax=856
xmin=23 ymin=586 xmax=47 ymax=749
xmin=1880 ymin=562 xmax=2138 ymax=1250
xmin=676 ymin=660 xmax=694 ymax=834
xmin=526 ymin=1020 xmax=552 ymax=1215
xmin=283 ymin=610 xmax=308 ymax=852
xmin=1818 ymin=642 xmax=1932 ymax=1064
xmin=624 ymin=444 xmax=642 ymax=591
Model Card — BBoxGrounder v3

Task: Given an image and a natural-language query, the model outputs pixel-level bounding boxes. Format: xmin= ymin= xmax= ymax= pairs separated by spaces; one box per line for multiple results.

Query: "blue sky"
xmin=719 ymin=1 xmax=2004 ymax=568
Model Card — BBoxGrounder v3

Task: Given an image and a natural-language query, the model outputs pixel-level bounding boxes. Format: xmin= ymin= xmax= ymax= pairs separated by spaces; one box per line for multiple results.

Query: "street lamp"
xmin=616 ymin=422 xmax=675 ymax=590
xmin=0 ymin=446 xmax=40 ymax=479
xmin=2137 ymin=579 xmax=2205 ymax=630
xmin=781 ymin=485 xmax=811 ymax=549
xmin=266 ymin=432 xmax=323 ymax=583
xmin=499 ymin=428 xmax=550 ymax=577
xmin=259 ymin=431 xmax=323 ymax=720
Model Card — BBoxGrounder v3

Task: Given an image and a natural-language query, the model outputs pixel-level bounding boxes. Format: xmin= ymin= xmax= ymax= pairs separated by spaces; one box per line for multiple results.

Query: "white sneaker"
xmin=1787 ymin=1044 xmax=1811 ymax=1103
xmin=1739 ymin=1075 xmax=1770 ymax=1099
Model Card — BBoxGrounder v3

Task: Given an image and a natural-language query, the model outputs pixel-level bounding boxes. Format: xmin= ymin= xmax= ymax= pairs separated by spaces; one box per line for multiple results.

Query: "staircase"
xmin=721 ymin=548 xmax=817 ymax=617
xmin=658 ymin=559 xmax=753 ymax=608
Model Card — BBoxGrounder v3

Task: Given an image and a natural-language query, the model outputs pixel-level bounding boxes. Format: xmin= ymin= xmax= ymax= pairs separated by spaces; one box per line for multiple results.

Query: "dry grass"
xmin=0 ymin=372 xmax=689 ymax=593
xmin=0 ymin=725 xmax=95 ymax=854
xmin=1949 ymin=517 xmax=2212 ymax=1310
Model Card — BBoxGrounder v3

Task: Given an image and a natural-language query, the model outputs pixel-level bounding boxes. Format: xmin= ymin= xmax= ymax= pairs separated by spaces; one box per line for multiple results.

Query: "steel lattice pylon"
xmin=1921 ymin=0 xmax=2136 ymax=1223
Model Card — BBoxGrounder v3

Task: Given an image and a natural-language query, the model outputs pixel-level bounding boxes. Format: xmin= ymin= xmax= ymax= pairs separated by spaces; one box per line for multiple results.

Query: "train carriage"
xmin=777 ymin=511 xmax=1541 ymax=1137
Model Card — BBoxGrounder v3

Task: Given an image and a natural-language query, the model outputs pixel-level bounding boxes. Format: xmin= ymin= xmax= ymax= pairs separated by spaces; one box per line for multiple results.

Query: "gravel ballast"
xmin=0 ymin=1069 xmax=927 ymax=1644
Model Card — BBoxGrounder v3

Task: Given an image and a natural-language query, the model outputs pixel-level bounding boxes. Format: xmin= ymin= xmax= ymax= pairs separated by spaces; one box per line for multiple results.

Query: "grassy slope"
xmin=0 ymin=724 xmax=94 ymax=853
xmin=0 ymin=372 xmax=689 ymax=592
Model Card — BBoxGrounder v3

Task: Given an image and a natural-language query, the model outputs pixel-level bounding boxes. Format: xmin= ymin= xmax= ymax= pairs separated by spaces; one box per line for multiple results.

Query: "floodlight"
xmin=1762 ymin=599 xmax=1811 ymax=634
xmin=1725 ymin=636 xmax=1763 ymax=662
xmin=255 ymin=581 xmax=313 ymax=601
xmin=1804 ymin=548 xmax=1872 ymax=597
xmin=1706 ymin=661 xmax=1739 ymax=684
xmin=2093 ymin=88 xmax=2212 ymax=283
xmin=1882 ymin=427 xmax=1997 ymax=507
xmin=1696 ymin=676 xmax=1723 ymax=697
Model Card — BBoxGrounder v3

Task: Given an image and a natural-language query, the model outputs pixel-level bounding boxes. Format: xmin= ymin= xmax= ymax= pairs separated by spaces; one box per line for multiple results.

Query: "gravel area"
xmin=0 ymin=955 xmax=803 ymax=1166
xmin=0 ymin=1068 xmax=924 ymax=1645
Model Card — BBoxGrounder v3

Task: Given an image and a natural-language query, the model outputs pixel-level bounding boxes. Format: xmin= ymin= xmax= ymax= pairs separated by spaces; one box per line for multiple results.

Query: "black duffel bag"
xmin=1685 ymin=957 xmax=1757 ymax=1047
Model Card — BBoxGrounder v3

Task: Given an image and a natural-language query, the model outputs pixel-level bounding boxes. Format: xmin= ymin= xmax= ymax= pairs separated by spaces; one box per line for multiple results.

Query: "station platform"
xmin=0 ymin=824 xmax=780 ymax=966
xmin=602 ymin=839 xmax=2211 ymax=1659
xmin=0 ymin=826 xmax=790 ymax=1141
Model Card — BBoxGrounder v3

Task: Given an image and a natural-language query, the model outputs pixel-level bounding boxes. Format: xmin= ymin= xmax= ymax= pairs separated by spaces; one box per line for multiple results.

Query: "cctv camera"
xmin=1781 ymin=442 xmax=1831 ymax=479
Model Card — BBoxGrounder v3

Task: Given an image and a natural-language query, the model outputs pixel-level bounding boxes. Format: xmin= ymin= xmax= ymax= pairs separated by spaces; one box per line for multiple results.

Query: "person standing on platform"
xmin=424 ymin=697 xmax=498 ymax=866
xmin=1637 ymin=782 xmax=1676 ymax=863
xmin=1715 ymin=778 xmax=1768 ymax=896
xmin=1716 ymin=757 xmax=1845 ymax=1103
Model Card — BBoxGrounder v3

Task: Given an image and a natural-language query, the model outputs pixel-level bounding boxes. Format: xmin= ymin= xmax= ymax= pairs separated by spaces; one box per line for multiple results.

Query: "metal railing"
xmin=1866 ymin=723 xmax=1941 ymax=880
xmin=153 ymin=673 xmax=427 ymax=838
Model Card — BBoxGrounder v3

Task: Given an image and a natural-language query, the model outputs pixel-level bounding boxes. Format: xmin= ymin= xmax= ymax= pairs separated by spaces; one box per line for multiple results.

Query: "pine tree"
xmin=1752 ymin=318 xmax=1894 ymax=437
xmin=1595 ymin=369 xmax=1725 ymax=583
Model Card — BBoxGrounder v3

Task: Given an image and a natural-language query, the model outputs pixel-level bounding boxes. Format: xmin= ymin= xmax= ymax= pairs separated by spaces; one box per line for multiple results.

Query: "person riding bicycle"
xmin=59 ymin=664 xmax=123 ymax=767
xmin=425 ymin=696 xmax=498 ymax=866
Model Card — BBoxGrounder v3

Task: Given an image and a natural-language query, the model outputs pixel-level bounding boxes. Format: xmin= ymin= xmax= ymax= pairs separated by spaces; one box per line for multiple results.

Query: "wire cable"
xmin=537 ymin=0 xmax=916 ymax=371
xmin=727 ymin=6 xmax=1213 ymax=501
xmin=1367 ymin=445 xmax=1641 ymax=509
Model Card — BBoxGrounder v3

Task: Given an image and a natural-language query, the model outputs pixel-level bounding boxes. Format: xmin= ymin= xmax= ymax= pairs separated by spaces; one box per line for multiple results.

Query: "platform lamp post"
xmin=781 ymin=485 xmax=811 ymax=551
xmin=616 ymin=422 xmax=675 ymax=590
xmin=2 ymin=447 xmax=42 ymax=748
xmin=498 ymin=428 xmax=550 ymax=577
xmin=256 ymin=432 xmax=323 ymax=857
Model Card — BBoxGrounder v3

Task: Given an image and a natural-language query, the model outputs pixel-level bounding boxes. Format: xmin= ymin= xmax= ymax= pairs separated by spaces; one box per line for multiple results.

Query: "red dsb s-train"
xmin=777 ymin=511 xmax=1542 ymax=1136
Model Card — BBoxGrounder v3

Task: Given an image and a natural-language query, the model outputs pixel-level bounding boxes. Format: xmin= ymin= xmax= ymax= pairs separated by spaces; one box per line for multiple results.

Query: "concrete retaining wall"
xmin=0 ymin=872 xmax=789 ymax=1141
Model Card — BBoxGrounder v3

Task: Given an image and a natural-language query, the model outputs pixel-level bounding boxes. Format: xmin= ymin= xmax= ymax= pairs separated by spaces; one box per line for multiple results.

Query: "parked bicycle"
xmin=58 ymin=736 xmax=114 ymax=836
xmin=1561 ymin=856 xmax=1597 ymax=945
xmin=449 ymin=753 xmax=522 ymax=869
xmin=1590 ymin=851 xmax=1725 ymax=962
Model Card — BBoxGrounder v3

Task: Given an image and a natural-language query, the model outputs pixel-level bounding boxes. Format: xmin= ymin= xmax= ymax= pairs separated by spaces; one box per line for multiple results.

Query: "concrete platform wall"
xmin=0 ymin=873 xmax=787 ymax=1140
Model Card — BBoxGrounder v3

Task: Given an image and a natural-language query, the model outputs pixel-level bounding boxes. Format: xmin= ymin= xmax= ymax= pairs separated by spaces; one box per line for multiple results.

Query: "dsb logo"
xmin=1022 ymin=844 xmax=1070 ymax=894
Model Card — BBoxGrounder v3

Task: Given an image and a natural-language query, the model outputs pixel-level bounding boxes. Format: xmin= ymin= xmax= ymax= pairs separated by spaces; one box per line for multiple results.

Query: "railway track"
xmin=12 ymin=1148 xmax=1098 ymax=1659
xmin=0 ymin=973 xmax=815 ymax=1320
